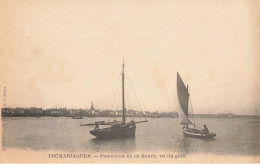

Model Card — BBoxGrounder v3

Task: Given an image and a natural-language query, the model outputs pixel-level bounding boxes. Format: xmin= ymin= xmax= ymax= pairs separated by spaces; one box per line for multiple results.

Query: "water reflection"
xmin=2 ymin=117 xmax=259 ymax=155
xmin=175 ymin=136 xmax=192 ymax=154
xmin=175 ymin=135 xmax=216 ymax=154
xmin=88 ymin=136 xmax=136 ymax=152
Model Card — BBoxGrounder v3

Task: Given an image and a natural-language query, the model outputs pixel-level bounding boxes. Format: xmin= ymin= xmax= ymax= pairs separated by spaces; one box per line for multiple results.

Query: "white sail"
xmin=177 ymin=72 xmax=193 ymax=125
xmin=177 ymin=105 xmax=193 ymax=124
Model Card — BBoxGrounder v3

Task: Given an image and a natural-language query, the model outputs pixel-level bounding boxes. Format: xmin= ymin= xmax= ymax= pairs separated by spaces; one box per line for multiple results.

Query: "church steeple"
xmin=90 ymin=101 xmax=95 ymax=111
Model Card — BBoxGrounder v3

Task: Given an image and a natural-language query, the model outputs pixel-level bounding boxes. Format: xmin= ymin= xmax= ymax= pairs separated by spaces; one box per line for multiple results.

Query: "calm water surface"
xmin=1 ymin=117 xmax=260 ymax=155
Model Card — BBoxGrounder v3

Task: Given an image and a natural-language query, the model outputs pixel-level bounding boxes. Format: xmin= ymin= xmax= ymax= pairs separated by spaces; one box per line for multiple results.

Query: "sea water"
xmin=1 ymin=117 xmax=259 ymax=155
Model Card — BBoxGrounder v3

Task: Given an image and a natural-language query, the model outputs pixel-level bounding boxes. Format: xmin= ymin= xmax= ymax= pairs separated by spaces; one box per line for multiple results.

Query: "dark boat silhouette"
xmin=177 ymin=72 xmax=216 ymax=139
xmin=72 ymin=117 xmax=83 ymax=119
xmin=81 ymin=60 xmax=147 ymax=138
xmin=87 ymin=120 xmax=137 ymax=138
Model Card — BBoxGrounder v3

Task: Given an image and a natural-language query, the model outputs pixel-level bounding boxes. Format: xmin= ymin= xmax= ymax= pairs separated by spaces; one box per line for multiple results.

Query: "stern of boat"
xmin=183 ymin=128 xmax=216 ymax=139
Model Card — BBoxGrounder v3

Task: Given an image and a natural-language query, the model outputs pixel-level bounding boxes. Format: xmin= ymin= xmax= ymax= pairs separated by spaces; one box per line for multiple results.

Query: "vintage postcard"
xmin=0 ymin=0 xmax=259 ymax=163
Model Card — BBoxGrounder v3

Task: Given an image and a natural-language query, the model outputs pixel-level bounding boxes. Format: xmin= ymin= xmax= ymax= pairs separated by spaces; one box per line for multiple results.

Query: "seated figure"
xmin=201 ymin=125 xmax=209 ymax=134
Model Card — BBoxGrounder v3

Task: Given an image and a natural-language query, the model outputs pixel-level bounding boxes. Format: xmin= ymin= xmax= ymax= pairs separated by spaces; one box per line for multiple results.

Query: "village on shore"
xmin=1 ymin=102 xmax=177 ymax=118
xmin=1 ymin=102 xmax=259 ymax=119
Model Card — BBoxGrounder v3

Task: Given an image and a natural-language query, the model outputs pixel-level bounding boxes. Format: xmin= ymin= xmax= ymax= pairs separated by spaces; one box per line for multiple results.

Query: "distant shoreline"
xmin=190 ymin=114 xmax=260 ymax=119
xmin=1 ymin=115 xmax=260 ymax=119
xmin=2 ymin=107 xmax=259 ymax=119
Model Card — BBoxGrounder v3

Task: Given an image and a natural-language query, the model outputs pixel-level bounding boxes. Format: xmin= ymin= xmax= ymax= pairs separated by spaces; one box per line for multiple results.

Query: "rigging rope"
xmin=110 ymin=68 xmax=122 ymax=121
xmin=125 ymin=68 xmax=146 ymax=120
xmin=189 ymin=95 xmax=204 ymax=129
xmin=111 ymin=68 xmax=123 ymax=111
xmin=189 ymin=94 xmax=196 ymax=128
xmin=125 ymin=85 xmax=133 ymax=110
xmin=115 ymin=88 xmax=121 ymax=120
xmin=125 ymin=88 xmax=135 ymax=120
xmin=188 ymin=88 xmax=205 ymax=129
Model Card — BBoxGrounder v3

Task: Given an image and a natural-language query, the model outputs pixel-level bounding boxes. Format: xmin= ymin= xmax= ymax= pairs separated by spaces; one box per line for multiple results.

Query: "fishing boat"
xmin=177 ymin=72 xmax=216 ymax=139
xmin=72 ymin=117 xmax=83 ymax=119
xmin=81 ymin=60 xmax=148 ymax=139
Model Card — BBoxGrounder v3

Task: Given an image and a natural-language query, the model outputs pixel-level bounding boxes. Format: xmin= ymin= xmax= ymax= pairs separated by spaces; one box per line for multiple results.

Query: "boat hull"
xmin=90 ymin=123 xmax=136 ymax=139
xmin=72 ymin=117 xmax=83 ymax=119
xmin=183 ymin=128 xmax=216 ymax=139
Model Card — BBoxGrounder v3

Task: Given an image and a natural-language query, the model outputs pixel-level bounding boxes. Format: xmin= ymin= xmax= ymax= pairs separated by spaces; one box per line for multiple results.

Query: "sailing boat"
xmin=72 ymin=117 xmax=83 ymax=119
xmin=81 ymin=61 xmax=148 ymax=138
xmin=177 ymin=72 xmax=216 ymax=138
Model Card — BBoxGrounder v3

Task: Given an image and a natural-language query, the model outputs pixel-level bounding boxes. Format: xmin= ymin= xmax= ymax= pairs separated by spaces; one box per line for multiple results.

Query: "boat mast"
xmin=187 ymin=84 xmax=196 ymax=128
xmin=122 ymin=59 xmax=126 ymax=123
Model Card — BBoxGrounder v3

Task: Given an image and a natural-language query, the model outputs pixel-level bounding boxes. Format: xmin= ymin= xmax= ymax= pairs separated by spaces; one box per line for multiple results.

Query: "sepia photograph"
xmin=0 ymin=0 xmax=259 ymax=163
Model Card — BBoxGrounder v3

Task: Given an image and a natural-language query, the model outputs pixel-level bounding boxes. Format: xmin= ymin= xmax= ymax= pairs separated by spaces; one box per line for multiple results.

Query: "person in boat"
xmin=94 ymin=125 xmax=99 ymax=131
xmin=201 ymin=125 xmax=209 ymax=134
xmin=183 ymin=124 xmax=188 ymax=129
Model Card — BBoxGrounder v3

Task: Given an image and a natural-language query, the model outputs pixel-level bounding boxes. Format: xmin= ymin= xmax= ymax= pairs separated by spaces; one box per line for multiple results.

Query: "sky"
xmin=0 ymin=0 xmax=259 ymax=115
